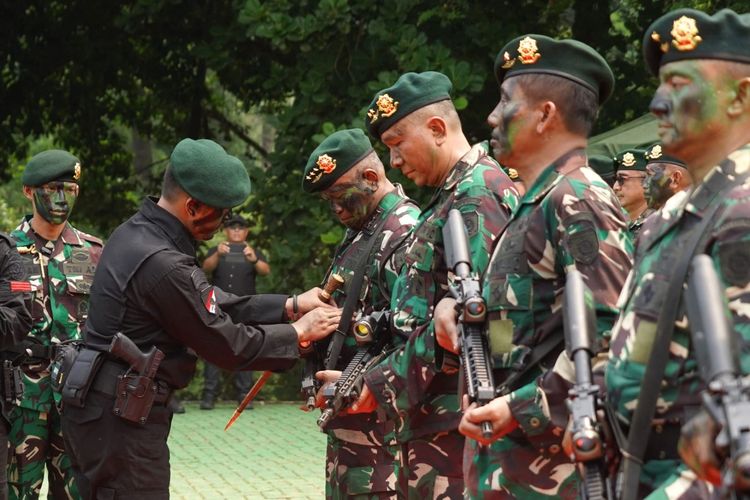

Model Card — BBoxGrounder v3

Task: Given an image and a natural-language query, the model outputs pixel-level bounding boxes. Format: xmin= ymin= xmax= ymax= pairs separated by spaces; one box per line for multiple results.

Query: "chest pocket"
xmin=486 ymin=215 xmax=533 ymax=312
xmin=63 ymin=249 xmax=96 ymax=294
xmin=404 ymin=220 xmax=440 ymax=272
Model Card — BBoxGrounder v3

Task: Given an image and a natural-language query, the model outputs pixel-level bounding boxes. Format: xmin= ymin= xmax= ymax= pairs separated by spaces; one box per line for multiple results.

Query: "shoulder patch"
xmin=718 ymin=240 xmax=750 ymax=287
xmin=563 ymin=213 xmax=599 ymax=265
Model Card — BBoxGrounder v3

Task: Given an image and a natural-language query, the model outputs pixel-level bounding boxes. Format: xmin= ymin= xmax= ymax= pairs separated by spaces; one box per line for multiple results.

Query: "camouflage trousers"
xmin=325 ymin=433 xmax=399 ymax=499
xmin=394 ymin=430 xmax=464 ymax=499
xmin=7 ymin=404 xmax=79 ymax=499
xmin=464 ymin=429 xmax=578 ymax=499
xmin=639 ymin=460 xmax=714 ymax=500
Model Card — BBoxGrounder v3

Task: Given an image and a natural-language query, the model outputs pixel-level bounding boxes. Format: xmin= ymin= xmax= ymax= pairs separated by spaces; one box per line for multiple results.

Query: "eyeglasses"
xmin=614 ymin=174 xmax=646 ymax=185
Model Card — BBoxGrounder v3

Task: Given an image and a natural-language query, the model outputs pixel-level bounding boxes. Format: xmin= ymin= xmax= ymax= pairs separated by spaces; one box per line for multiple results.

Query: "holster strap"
xmin=91 ymin=360 xmax=171 ymax=404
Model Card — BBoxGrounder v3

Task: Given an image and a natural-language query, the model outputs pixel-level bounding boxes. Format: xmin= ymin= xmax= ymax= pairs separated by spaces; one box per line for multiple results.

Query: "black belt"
xmin=91 ymin=360 xmax=171 ymax=405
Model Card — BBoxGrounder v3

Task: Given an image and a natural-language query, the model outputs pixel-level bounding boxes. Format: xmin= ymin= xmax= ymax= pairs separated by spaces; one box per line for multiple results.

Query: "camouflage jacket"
xmin=485 ymin=149 xmax=632 ymax=458
xmin=321 ymin=185 xmax=420 ymax=444
xmin=606 ymin=145 xmax=750 ymax=479
xmin=629 ymin=207 xmax=656 ymax=239
xmin=11 ymin=216 xmax=103 ymax=412
xmin=364 ymin=142 xmax=520 ymax=442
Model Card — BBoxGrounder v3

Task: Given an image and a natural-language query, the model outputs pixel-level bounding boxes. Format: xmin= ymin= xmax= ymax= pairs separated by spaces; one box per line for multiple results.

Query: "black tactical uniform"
xmin=61 ymin=198 xmax=300 ymax=498
xmin=0 ymin=232 xmax=32 ymax=498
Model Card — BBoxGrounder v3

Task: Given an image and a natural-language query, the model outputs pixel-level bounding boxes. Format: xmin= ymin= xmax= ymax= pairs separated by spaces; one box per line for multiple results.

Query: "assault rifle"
xmin=563 ymin=270 xmax=612 ymax=500
xmin=317 ymin=310 xmax=390 ymax=430
xmin=443 ymin=208 xmax=495 ymax=439
xmin=685 ymin=254 xmax=750 ymax=497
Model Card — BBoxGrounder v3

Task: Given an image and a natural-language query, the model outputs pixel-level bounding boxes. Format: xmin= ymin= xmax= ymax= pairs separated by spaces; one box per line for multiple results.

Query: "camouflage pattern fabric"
xmin=8 ymin=216 xmax=102 ymax=500
xmin=465 ymin=149 xmax=633 ymax=498
xmin=629 ymin=207 xmax=656 ymax=239
xmin=363 ymin=143 xmax=519 ymax=497
xmin=323 ymin=185 xmax=419 ymax=499
xmin=607 ymin=145 xmax=750 ymax=497
xmin=395 ymin=430 xmax=464 ymax=499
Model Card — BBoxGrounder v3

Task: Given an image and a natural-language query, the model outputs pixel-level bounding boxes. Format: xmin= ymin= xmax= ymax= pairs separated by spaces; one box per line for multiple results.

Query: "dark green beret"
xmin=644 ymin=143 xmax=687 ymax=168
xmin=494 ymin=35 xmax=614 ymax=105
xmin=22 ymin=150 xmax=81 ymax=186
xmin=643 ymin=9 xmax=750 ymax=76
xmin=614 ymin=148 xmax=648 ymax=172
xmin=588 ymin=154 xmax=616 ymax=182
xmin=170 ymin=138 xmax=250 ymax=208
xmin=303 ymin=129 xmax=374 ymax=193
xmin=365 ymin=71 xmax=452 ymax=140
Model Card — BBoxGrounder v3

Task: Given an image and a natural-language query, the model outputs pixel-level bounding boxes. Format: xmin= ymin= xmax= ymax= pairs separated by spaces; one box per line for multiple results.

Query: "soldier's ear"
xmin=362 ymin=168 xmax=379 ymax=184
xmin=426 ymin=116 xmax=447 ymax=145
xmin=536 ymin=101 xmax=558 ymax=135
xmin=22 ymin=186 xmax=34 ymax=201
xmin=728 ymin=76 xmax=750 ymax=117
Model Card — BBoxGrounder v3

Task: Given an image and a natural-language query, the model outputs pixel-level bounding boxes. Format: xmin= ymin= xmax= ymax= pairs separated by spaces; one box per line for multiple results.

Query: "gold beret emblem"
xmin=646 ymin=145 xmax=663 ymax=160
xmin=501 ymin=51 xmax=516 ymax=69
xmin=316 ymin=154 xmax=337 ymax=174
xmin=621 ymin=152 xmax=636 ymax=168
xmin=507 ymin=167 xmax=519 ymax=180
xmin=73 ymin=162 xmax=81 ymax=181
xmin=367 ymin=93 xmax=399 ymax=124
xmin=671 ymin=16 xmax=702 ymax=52
xmin=517 ymin=37 xmax=541 ymax=65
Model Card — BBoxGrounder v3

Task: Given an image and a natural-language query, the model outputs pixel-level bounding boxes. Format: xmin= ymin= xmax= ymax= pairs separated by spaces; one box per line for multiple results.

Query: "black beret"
xmin=643 ymin=9 xmax=750 ymax=75
xmin=22 ymin=150 xmax=81 ymax=186
xmin=303 ymin=129 xmax=374 ymax=193
xmin=365 ymin=71 xmax=453 ymax=140
xmin=170 ymin=139 xmax=251 ymax=208
xmin=644 ymin=143 xmax=687 ymax=168
xmin=614 ymin=148 xmax=648 ymax=172
xmin=224 ymin=214 xmax=249 ymax=228
xmin=494 ymin=35 xmax=614 ymax=105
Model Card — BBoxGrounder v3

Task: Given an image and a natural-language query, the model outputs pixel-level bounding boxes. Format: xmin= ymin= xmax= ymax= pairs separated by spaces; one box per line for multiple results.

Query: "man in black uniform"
xmin=0 ymin=233 xmax=32 ymax=499
xmin=60 ymin=138 xmax=342 ymax=499
xmin=200 ymin=214 xmax=270 ymax=409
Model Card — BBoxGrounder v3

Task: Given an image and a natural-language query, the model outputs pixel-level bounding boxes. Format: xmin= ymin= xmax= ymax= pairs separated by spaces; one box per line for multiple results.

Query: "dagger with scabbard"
xmin=224 ymin=273 xmax=345 ymax=430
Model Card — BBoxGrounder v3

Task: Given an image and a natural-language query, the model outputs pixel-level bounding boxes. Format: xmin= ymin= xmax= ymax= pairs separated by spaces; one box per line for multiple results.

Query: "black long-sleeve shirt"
xmin=84 ymin=198 xmax=299 ymax=388
xmin=0 ymin=233 xmax=32 ymax=348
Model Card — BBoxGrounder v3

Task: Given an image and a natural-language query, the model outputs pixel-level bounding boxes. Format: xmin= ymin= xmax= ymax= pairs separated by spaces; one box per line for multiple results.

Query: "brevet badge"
xmin=671 ymin=16 xmax=702 ymax=51
xmin=517 ymin=37 xmax=541 ymax=64
xmin=73 ymin=162 xmax=81 ymax=181
xmin=501 ymin=51 xmax=516 ymax=69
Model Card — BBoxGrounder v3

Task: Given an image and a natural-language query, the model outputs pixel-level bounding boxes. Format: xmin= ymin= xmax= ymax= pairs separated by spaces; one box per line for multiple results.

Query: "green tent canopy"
xmin=588 ymin=114 xmax=658 ymax=158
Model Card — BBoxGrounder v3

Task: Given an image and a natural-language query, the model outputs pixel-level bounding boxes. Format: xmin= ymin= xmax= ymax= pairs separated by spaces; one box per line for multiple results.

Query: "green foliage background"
xmin=1 ymin=0 xmax=744 ymax=399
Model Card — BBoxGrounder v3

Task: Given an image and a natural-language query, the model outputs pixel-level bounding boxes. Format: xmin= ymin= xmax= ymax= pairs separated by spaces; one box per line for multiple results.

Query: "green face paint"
xmin=644 ymin=164 xmax=674 ymax=208
xmin=323 ymin=180 xmax=376 ymax=229
xmin=33 ymin=182 xmax=78 ymax=225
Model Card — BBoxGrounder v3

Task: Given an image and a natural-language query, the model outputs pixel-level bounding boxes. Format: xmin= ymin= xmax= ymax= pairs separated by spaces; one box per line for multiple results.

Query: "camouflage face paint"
xmin=324 ymin=180 xmax=376 ymax=229
xmin=33 ymin=182 xmax=78 ymax=225
xmin=652 ymin=60 xmax=727 ymax=159
xmin=191 ymin=206 xmax=230 ymax=240
xmin=492 ymin=78 xmax=531 ymax=165
xmin=644 ymin=164 xmax=674 ymax=208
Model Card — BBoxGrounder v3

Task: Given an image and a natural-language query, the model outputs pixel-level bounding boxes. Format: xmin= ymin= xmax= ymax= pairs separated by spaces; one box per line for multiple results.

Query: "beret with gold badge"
xmin=614 ymin=148 xmax=648 ymax=172
xmin=303 ymin=129 xmax=374 ymax=193
xmin=494 ymin=34 xmax=614 ymax=105
xmin=643 ymin=8 xmax=750 ymax=75
xmin=365 ymin=71 xmax=453 ymax=140
xmin=22 ymin=150 xmax=82 ymax=186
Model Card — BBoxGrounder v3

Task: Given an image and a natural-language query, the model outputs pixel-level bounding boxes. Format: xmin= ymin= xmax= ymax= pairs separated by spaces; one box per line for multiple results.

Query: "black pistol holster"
xmin=112 ymin=371 xmax=159 ymax=425
xmin=2 ymin=360 xmax=23 ymax=404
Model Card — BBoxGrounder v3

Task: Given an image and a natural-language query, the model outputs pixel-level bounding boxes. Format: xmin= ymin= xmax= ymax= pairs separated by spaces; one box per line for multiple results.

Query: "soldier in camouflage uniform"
xmin=302 ymin=129 xmax=420 ymax=499
xmin=614 ymin=147 xmax=654 ymax=238
xmin=350 ymin=71 xmax=519 ymax=498
xmin=606 ymin=8 xmax=750 ymax=498
xmin=435 ymin=36 xmax=633 ymax=498
xmin=643 ymin=143 xmax=692 ymax=211
xmin=7 ymin=150 xmax=103 ymax=499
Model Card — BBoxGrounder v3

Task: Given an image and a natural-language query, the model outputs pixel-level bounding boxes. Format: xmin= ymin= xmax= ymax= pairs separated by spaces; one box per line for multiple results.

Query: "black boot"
xmin=169 ymin=397 xmax=186 ymax=414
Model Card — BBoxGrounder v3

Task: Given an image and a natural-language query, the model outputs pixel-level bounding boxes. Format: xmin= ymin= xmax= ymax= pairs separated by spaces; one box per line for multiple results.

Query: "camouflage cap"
xmin=644 ymin=143 xmax=687 ymax=168
xmin=588 ymin=154 xmax=616 ymax=183
xmin=614 ymin=148 xmax=648 ymax=172
xmin=22 ymin=150 xmax=82 ymax=186
xmin=494 ymin=35 xmax=614 ymax=105
xmin=643 ymin=9 xmax=750 ymax=76
xmin=303 ymin=129 xmax=374 ymax=193
xmin=365 ymin=71 xmax=453 ymax=140
xmin=170 ymin=138 xmax=250 ymax=208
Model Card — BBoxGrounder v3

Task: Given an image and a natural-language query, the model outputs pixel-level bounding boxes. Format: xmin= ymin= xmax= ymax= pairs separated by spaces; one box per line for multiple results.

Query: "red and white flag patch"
xmin=10 ymin=281 xmax=32 ymax=293
xmin=204 ymin=287 xmax=217 ymax=314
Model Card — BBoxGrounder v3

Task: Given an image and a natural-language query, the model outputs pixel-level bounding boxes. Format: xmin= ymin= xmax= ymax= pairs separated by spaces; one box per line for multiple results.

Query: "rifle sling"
xmin=495 ymin=331 xmax=564 ymax=397
xmin=619 ymin=168 xmax=741 ymax=499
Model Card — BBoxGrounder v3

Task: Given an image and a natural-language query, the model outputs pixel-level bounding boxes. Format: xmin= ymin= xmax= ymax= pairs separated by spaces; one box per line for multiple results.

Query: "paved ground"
xmin=42 ymin=401 xmax=327 ymax=499
xmin=169 ymin=402 xmax=327 ymax=499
